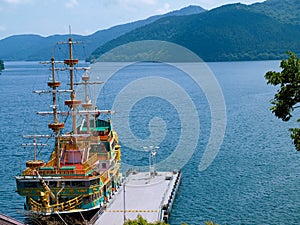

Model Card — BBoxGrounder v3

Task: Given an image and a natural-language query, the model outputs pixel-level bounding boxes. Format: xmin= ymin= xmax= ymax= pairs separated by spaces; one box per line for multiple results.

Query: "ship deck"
xmin=93 ymin=170 xmax=181 ymax=225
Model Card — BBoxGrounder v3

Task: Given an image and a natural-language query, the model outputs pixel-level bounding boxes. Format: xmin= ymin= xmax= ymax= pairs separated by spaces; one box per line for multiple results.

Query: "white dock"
xmin=93 ymin=170 xmax=181 ymax=225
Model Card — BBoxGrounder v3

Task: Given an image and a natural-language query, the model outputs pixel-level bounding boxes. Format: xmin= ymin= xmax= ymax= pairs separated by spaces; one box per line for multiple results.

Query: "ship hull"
xmin=24 ymin=207 xmax=101 ymax=225
xmin=16 ymin=165 xmax=122 ymax=216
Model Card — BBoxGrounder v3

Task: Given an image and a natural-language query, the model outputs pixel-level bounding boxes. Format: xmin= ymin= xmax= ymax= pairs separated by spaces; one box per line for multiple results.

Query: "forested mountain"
xmin=1 ymin=0 xmax=299 ymax=62
xmin=91 ymin=0 xmax=300 ymax=62
xmin=0 ymin=5 xmax=205 ymax=61
xmin=249 ymin=0 xmax=300 ymax=25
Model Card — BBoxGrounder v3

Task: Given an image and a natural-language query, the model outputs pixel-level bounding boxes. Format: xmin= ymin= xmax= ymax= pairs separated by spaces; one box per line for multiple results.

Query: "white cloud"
xmin=65 ymin=0 xmax=78 ymax=8
xmin=156 ymin=3 xmax=171 ymax=14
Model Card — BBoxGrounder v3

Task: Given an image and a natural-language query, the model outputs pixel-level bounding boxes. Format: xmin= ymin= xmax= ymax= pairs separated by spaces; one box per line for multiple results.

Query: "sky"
xmin=0 ymin=0 xmax=265 ymax=40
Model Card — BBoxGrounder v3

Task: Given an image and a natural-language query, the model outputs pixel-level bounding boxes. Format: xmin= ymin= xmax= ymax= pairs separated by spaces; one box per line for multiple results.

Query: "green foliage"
xmin=290 ymin=127 xmax=300 ymax=151
xmin=123 ymin=216 xmax=221 ymax=225
xmin=265 ymin=51 xmax=300 ymax=150
xmin=250 ymin=0 xmax=300 ymax=26
xmin=124 ymin=215 xmax=169 ymax=225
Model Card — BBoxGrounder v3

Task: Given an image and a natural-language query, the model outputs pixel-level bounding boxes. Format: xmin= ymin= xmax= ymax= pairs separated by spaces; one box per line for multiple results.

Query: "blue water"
xmin=1 ymin=60 xmax=300 ymax=225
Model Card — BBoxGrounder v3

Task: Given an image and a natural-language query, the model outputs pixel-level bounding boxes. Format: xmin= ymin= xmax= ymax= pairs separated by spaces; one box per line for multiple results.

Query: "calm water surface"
xmin=0 ymin=60 xmax=299 ymax=225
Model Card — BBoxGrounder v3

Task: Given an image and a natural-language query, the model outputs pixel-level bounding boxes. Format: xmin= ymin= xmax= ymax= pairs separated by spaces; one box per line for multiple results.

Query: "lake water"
xmin=1 ymin=60 xmax=300 ymax=225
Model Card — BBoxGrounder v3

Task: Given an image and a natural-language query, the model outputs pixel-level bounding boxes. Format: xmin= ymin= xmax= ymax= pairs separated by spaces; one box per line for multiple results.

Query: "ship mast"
xmin=36 ymin=36 xmax=113 ymax=169
xmin=63 ymin=37 xmax=82 ymax=134
xmin=47 ymin=57 xmax=65 ymax=169
xmin=75 ymin=70 xmax=103 ymax=133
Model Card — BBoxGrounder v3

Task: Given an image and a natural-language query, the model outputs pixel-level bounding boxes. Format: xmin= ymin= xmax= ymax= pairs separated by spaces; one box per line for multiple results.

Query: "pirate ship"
xmin=15 ymin=37 xmax=122 ymax=216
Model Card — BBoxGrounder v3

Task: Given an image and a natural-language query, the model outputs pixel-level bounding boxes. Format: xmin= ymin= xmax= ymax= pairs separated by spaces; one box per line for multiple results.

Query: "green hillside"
xmin=249 ymin=0 xmax=300 ymax=25
xmin=91 ymin=0 xmax=300 ymax=62
xmin=0 ymin=5 xmax=204 ymax=61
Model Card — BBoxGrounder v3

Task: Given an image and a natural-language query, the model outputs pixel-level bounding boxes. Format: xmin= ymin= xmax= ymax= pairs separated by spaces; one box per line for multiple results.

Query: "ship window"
xmin=85 ymin=181 xmax=91 ymax=187
xmin=90 ymin=145 xmax=98 ymax=153
xmin=16 ymin=180 xmax=22 ymax=188
xmin=102 ymin=163 xmax=107 ymax=169
xmin=66 ymin=150 xmax=82 ymax=163
xmin=65 ymin=181 xmax=71 ymax=187
xmin=90 ymin=179 xmax=99 ymax=186
xmin=100 ymin=143 xmax=107 ymax=152
xmin=21 ymin=182 xmax=40 ymax=188
xmin=48 ymin=181 xmax=60 ymax=188
xmin=71 ymin=181 xmax=85 ymax=187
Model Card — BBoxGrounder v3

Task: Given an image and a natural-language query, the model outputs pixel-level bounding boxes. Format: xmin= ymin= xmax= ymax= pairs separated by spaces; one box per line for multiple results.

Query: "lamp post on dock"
xmin=143 ymin=146 xmax=159 ymax=178
xmin=123 ymin=182 xmax=126 ymax=223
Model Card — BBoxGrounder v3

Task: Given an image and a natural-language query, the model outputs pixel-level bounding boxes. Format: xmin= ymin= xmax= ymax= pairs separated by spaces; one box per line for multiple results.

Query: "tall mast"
xmin=34 ymin=36 xmax=115 ymax=168
xmin=75 ymin=71 xmax=103 ymax=133
xmin=48 ymin=57 xmax=65 ymax=169
xmin=64 ymin=37 xmax=82 ymax=134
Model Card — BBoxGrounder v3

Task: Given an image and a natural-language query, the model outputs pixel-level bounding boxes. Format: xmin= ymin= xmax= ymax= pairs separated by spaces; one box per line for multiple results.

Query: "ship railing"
xmin=109 ymin=163 xmax=120 ymax=177
xmin=22 ymin=157 xmax=56 ymax=176
xmin=100 ymin=170 xmax=109 ymax=184
xmin=29 ymin=195 xmax=83 ymax=213
xmin=23 ymin=154 xmax=98 ymax=177
xmin=37 ymin=168 xmax=93 ymax=177
xmin=83 ymin=153 xmax=98 ymax=170
xmin=22 ymin=167 xmax=34 ymax=175
xmin=44 ymin=157 xmax=56 ymax=167
xmin=23 ymin=168 xmax=89 ymax=177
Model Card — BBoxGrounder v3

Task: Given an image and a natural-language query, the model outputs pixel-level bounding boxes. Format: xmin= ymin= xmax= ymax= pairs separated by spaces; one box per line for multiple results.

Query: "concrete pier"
xmin=93 ymin=170 xmax=181 ymax=225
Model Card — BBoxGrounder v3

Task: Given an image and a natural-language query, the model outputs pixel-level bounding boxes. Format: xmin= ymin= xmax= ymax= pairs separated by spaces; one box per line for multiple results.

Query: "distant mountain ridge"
xmin=0 ymin=5 xmax=205 ymax=61
xmin=90 ymin=0 xmax=300 ymax=62
xmin=2 ymin=0 xmax=300 ymax=62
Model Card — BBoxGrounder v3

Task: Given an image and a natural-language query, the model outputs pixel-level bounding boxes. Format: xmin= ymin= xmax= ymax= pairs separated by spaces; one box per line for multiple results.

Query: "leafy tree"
xmin=265 ymin=51 xmax=300 ymax=150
